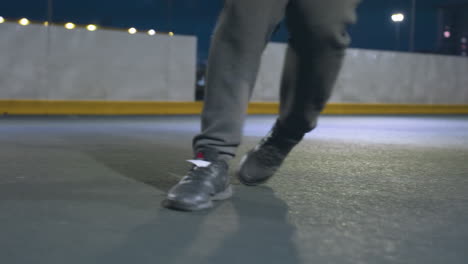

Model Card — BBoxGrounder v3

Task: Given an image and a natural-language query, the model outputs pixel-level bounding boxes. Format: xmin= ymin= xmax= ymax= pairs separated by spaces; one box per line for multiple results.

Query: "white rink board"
xmin=253 ymin=43 xmax=468 ymax=104
xmin=0 ymin=22 xmax=196 ymax=101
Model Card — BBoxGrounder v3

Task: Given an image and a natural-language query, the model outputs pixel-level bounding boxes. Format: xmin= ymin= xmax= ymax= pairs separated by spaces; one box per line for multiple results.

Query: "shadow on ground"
xmin=62 ymin=132 xmax=302 ymax=264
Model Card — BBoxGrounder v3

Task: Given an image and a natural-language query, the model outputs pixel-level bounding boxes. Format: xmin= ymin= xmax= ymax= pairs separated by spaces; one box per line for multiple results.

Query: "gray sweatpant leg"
xmin=193 ymin=0 xmax=361 ymax=158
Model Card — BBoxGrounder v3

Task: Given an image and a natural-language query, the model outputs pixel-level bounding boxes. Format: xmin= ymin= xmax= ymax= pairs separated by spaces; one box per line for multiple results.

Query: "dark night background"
xmin=2 ymin=0 xmax=468 ymax=62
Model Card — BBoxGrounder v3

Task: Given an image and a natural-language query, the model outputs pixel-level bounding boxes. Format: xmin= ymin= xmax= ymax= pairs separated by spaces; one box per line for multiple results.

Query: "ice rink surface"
xmin=1 ymin=115 xmax=467 ymax=264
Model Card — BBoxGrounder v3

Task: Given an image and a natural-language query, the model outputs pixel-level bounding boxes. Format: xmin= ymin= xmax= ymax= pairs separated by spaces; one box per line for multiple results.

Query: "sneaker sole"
xmin=163 ymin=185 xmax=233 ymax=211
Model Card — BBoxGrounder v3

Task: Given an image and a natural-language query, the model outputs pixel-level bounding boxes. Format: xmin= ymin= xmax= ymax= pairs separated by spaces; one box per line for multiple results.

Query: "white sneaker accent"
xmin=187 ymin=160 xmax=212 ymax=168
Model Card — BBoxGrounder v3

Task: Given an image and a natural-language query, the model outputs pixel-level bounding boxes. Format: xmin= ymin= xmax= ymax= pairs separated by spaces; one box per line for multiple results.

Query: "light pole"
xmin=409 ymin=0 xmax=417 ymax=52
xmin=391 ymin=13 xmax=405 ymax=51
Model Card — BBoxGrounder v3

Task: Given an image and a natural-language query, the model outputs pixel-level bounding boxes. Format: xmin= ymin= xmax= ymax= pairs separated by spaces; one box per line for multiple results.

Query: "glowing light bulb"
xmin=65 ymin=22 xmax=75 ymax=30
xmin=148 ymin=29 xmax=156 ymax=36
xmin=19 ymin=18 xmax=30 ymax=26
xmin=391 ymin=13 xmax=404 ymax=23
xmin=0 ymin=17 xmax=5 ymax=24
xmin=168 ymin=31 xmax=174 ymax=36
xmin=86 ymin=24 xmax=97 ymax=31
xmin=128 ymin=27 xmax=137 ymax=34
xmin=43 ymin=21 xmax=49 ymax=26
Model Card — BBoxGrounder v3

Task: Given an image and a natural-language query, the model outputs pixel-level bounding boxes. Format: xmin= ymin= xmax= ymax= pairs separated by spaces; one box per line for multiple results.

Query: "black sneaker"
xmin=164 ymin=148 xmax=233 ymax=211
xmin=237 ymin=120 xmax=302 ymax=186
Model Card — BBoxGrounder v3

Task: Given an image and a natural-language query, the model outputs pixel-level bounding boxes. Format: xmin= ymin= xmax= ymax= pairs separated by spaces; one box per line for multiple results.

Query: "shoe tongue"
xmin=188 ymin=149 xmax=218 ymax=167
xmin=195 ymin=148 xmax=219 ymax=162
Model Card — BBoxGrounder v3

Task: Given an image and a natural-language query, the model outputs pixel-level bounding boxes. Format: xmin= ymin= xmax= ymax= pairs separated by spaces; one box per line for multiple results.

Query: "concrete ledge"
xmin=1 ymin=100 xmax=468 ymax=115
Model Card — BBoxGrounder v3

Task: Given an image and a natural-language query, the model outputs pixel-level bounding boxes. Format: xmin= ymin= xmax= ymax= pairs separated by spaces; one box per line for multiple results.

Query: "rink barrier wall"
xmin=1 ymin=100 xmax=468 ymax=115
xmin=2 ymin=21 xmax=468 ymax=110
xmin=0 ymin=22 xmax=196 ymax=101
xmin=254 ymin=44 xmax=468 ymax=104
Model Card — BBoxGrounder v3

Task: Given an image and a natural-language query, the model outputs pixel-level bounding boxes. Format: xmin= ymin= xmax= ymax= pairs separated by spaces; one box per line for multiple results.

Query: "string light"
xmin=5 ymin=16 xmax=167 ymax=39
xmin=18 ymin=18 xmax=30 ymax=26
xmin=128 ymin=27 xmax=137 ymax=34
xmin=86 ymin=24 xmax=97 ymax=31
xmin=65 ymin=22 xmax=75 ymax=30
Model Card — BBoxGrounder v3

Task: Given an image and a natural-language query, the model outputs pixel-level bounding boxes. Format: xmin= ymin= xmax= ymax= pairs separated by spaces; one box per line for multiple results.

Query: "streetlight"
xmin=391 ymin=13 xmax=405 ymax=50
xmin=65 ymin=22 xmax=75 ymax=30
xmin=86 ymin=24 xmax=97 ymax=31
xmin=18 ymin=18 xmax=30 ymax=26
xmin=128 ymin=27 xmax=137 ymax=34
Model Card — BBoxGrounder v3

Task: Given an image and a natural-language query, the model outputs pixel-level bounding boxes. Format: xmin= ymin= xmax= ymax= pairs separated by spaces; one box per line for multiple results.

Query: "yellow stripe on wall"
xmin=321 ymin=103 xmax=468 ymax=115
xmin=1 ymin=100 xmax=468 ymax=115
xmin=0 ymin=100 xmax=204 ymax=115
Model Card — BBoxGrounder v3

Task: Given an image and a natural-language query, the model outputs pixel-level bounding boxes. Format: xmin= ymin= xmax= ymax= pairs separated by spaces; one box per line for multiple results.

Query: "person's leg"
xmin=278 ymin=0 xmax=360 ymax=132
xmin=165 ymin=0 xmax=289 ymax=211
xmin=238 ymin=0 xmax=360 ymax=185
xmin=192 ymin=0 xmax=289 ymax=159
